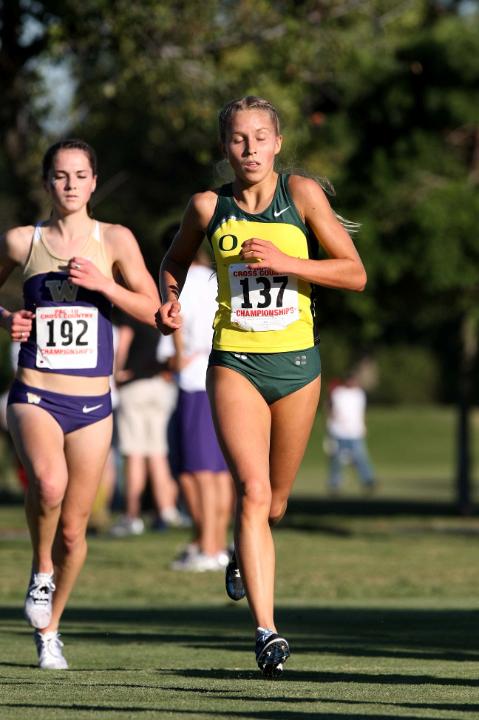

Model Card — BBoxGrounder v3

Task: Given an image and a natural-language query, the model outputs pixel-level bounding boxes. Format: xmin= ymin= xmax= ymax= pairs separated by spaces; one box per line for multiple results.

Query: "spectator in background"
xmin=0 ymin=341 xmax=27 ymax=492
xmin=164 ymin=241 xmax=233 ymax=571
xmin=326 ymin=372 xmax=376 ymax=493
xmin=110 ymin=309 xmax=182 ymax=536
xmin=87 ymin=320 xmax=121 ymax=534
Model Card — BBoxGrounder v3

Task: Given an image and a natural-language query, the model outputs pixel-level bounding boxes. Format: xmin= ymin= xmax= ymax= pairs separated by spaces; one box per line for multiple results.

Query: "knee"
xmin=237 ymin=479 xmax=272 ymax=515
xmin=30 ymin=470 xmax=65 ymax=509
xmin=269 ymin=499 xmax=288 ymax=527
xmin=59 ymin=521 xmax=88 ymax=556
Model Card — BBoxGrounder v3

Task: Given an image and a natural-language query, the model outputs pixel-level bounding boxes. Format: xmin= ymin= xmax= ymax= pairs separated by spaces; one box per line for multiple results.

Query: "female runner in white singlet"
xmin=0 ymin=139 xmax=160 ymax=669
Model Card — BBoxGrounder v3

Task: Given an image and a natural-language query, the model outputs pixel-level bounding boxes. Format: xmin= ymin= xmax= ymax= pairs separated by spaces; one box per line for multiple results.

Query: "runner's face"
xmin=46 ymin=149 xmax=97 ymax=214
xmin=224 ymin=109 xmax=282 ymax=183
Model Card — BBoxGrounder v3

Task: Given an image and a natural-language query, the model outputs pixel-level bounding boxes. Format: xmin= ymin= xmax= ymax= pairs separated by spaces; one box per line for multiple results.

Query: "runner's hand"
xmin=68 ymin=257 xmax=108 ymax=292
xmin=241 ymin=238 xmax=292 ymax=274
xmin=156 ymin=301 xmax=182 ymax=334
xmin=8 ymin=309 xmax=35 ymax=342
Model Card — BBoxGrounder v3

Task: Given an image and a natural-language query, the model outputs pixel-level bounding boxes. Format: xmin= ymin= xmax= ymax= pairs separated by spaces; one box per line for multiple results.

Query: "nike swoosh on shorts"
xmin=82 ymin=404 xmax=103 ymax=414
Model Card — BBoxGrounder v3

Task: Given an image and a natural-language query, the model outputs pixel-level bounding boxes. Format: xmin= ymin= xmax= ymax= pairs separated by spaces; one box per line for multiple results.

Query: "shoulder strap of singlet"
xmin=32 ymin=223 xmax=43 ymax=243
xmin=278 ymin=173 xmax=291 ymax=203
xmin=213 ymin=184 xmax=234 ymax=217
xmin=23 ymin=223 xmax=43 ymax=273
xmin=206 ymin=185 xmax=234 ymax=238
xmin=92 ymin=220 xmax=101 ymax=242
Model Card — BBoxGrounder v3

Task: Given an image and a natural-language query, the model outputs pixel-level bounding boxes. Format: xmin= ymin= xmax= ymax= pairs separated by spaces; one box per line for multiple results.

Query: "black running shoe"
xmin=255 ymin=632 xmax=290 ymax=679
xmin=225 ymin=551 xmax=245 ymax=601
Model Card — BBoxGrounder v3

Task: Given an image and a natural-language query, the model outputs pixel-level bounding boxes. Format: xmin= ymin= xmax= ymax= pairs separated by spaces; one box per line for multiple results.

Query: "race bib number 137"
xmin=229 ymin=263 xmax=299 ymax=332
xmin=35 ymin=306 xmax=98 ymax=369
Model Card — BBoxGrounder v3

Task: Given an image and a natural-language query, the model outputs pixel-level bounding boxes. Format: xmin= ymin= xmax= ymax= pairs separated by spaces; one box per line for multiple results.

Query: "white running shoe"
xmin=215 ymin=550 xmax=230 ymax=568
xmin=172 ymin=549 xmax=222 ymax=572
xmin=188 ymin=552 xmax=223 ymax=572
xmin=170 ymin=543 xmax=200 ymax=570
xmin=24 ymin=572 xmax=55 ymax=629
xmin=160 ymin=507 xmax=192 ymax=528
xmin=110 ymin=516 xmax=145 ymax=537
xmin=34 ymin=631 xmax=69 ymax=670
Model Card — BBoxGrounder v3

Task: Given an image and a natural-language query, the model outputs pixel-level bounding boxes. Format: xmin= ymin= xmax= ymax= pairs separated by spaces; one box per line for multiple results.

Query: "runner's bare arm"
xmin=69 ymin=224 xmax=160 ymax=326
xmin=157 ymin=191 xmax=216 ymax=334
xmin=0 ymin=227 xmax=36 ymax=336
xmin=241 ymin=176 xmax=366 ymax=292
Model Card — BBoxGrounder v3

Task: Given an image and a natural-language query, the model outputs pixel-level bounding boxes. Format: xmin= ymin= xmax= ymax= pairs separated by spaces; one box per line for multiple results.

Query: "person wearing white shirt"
xmin=164 ymin=247 xmax=233 ymax=571
xmin=326 ymin=373 xmax=375 ymax=492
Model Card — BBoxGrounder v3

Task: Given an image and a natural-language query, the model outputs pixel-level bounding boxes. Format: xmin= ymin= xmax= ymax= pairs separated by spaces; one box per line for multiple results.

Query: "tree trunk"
xmin=456 ymin=312 xmax=477 ymax=515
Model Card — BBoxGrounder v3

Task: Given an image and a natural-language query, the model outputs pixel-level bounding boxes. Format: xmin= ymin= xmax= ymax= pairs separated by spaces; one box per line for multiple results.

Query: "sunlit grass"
xmin=1 ymin=404 xmax=479 ymax=718
xmin=1 ymin=500 xmax=479 ymax=719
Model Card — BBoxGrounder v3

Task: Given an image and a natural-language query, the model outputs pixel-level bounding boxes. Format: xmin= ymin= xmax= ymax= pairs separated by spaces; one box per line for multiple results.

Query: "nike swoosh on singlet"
xmin=82 ymin=404 xmax=103 ymax=414
xmin=273 ymin=206 xmax=290 ymax=217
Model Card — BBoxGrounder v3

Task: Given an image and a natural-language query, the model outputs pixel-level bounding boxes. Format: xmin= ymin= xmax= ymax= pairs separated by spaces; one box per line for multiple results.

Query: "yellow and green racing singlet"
xmin=206 ymin=173 xmax=320 ymax=352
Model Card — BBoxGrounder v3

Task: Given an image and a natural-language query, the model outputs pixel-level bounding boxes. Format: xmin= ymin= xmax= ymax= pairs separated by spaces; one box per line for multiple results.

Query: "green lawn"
xmin=2 ymin=403 xmax=478 ymax=503
xmin=1 ymin=405 xmax=479 ymax=719
xmin=1 ymin=514 xmax=479 ymax=719
xmin=300 ymin=403 xmax=479 ymax=503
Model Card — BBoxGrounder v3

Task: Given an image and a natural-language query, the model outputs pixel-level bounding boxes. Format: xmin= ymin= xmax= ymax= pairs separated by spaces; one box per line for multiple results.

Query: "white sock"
xmin=256 ymin=626 xmax=274 ymax=642
xmin=161 ymin=507 xmax=180 ymax=522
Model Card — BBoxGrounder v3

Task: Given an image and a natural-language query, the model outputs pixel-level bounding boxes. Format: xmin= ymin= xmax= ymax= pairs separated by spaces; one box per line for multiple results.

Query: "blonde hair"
xmin=217 ymin=98 xmax=359 ymax=233
xmin=218 ymin=96 xmax=280 ymax=144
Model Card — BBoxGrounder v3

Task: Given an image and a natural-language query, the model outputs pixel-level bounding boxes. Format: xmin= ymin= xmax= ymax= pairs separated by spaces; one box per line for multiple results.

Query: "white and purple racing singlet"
xmin=18 ymin=222 xmax=114 ymax=377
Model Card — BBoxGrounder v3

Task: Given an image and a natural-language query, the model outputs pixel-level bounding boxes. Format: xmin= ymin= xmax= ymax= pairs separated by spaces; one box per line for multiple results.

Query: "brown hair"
xmin=218 ymin=96 xmax=281 ymax=144
xmin=42 ymin=139 xmax=97 ymax=181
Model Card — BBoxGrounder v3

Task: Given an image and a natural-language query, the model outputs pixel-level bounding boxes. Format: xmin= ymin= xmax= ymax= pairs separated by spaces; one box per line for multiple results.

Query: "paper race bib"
xmin=229 ymin=263 xmax=299 ymax=331
xmin=35 ymin=306 xmax=98 ymax=369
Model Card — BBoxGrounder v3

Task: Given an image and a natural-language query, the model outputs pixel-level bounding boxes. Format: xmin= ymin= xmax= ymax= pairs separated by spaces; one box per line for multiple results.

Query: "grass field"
xmin=298 ymin=403 xmax=478 ymax=504
xmin=1 ymin=405 xmax=479 ymax=719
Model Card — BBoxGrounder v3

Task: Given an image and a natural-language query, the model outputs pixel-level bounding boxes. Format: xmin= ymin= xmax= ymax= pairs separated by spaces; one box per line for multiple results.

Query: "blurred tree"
xmin=320 ymin=4 xmax=479 ymax=511
xmin=0 ymin=0 xmax=48 ymax=227
xmin=1 ymin=0 xmax=479 ymax=508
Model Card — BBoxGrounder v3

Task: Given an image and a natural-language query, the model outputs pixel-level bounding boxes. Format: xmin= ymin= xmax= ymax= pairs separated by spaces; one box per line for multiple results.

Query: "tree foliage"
xmin=1 ymin=0 xmax=478 ymax=395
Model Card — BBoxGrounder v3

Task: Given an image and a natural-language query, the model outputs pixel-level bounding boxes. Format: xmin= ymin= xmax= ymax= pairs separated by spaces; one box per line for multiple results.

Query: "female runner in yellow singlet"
xmin=157 ymin=96 xmax=366 ymax=677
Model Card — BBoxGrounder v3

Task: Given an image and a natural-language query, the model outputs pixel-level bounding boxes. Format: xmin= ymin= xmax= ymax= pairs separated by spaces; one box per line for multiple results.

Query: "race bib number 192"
xmin=229 ymin=263 xmax=299 ymax=331
xmin=35 ymin=306 xmax=98 ymax=369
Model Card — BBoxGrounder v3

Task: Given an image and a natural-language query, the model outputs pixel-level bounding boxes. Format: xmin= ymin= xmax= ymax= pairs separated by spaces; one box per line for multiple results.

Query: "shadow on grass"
xmin=0 ymin=705 xmax=440 ymax=720
xmin=2 ymin=605 xmax=479 ymax=666
xmin=0 ymin=493 xmax=463 ymax=517
xmin=2 ymin=495 xmax=475 ymax=542
xmin=286 ymin=495 xmax=458 ymax=519
xmin=2 ymin=607 xmax=477 ymax=720
xmin=280 ymin=495 xmax=479 ymax=534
